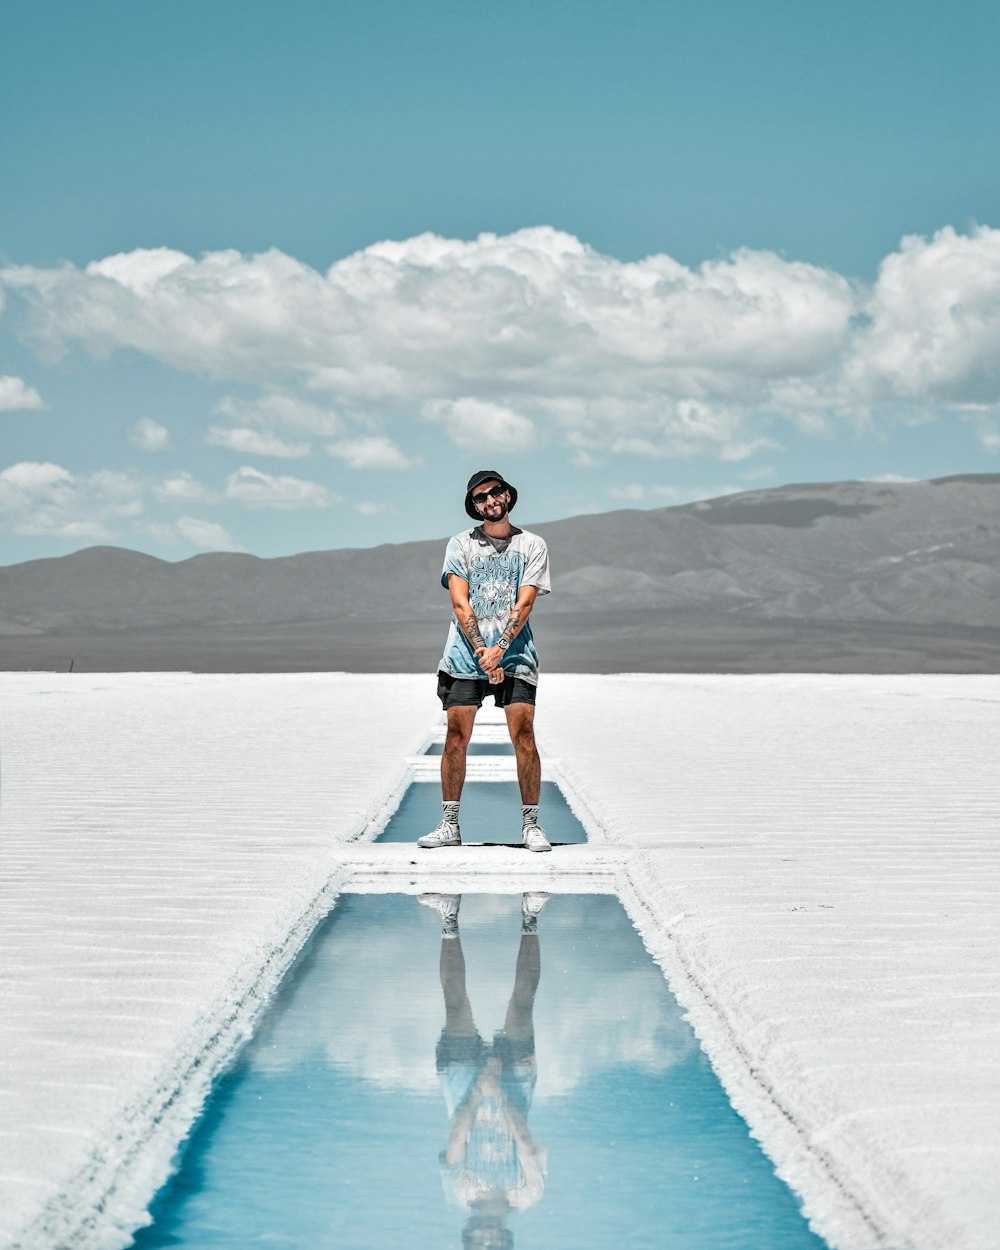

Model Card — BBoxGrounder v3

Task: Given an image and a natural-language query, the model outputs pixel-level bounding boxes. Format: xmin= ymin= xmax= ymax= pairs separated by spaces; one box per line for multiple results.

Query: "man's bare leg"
xmin=441 ymin=929 xmax=478 ymax=1036
xmin=442 ymin=704 xmax=478 ymax=800
xmin=417 ymin=705 xmax=478 ymax=848
xmin=504 ymin=702 xmax=540 ymax=804
xmin=505 ymin=703 xmax=550 ymax=851
xmin=502 ymin=929 xmax=541 ymax=1041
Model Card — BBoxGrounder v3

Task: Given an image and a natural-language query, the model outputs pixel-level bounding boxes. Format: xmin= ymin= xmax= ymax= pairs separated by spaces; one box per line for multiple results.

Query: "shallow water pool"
xmin=376 ymin=780 xmax=586 ymax=845
xmin=133 ymin=893 xmax=827 ymax=1250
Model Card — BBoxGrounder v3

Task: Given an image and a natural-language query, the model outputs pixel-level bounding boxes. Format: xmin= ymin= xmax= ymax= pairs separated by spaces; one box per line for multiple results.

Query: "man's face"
xmin=472 ymin=480 xmax=510 ymax=521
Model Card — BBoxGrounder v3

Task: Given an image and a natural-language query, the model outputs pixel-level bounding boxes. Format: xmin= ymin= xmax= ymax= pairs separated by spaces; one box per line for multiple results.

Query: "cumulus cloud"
xmin=0 ymin=375 xmax=45 ymax=411
xmin=4 ymin=224 xmax=1000 ymax=458
xmin=847 ymin=225 xmax=1000 ymax=406
xmin=0 ymin=229 xmax=853 ymax=460
xmin=129 ymin=417 xmax=172 ymax=451
xmin=325 ymin=435 xmax=417 ymax=470
xmin=423 ymin=397 xmax=536 ymax=452
xmin=206 ymin=425 xmax=311 ymax=457
xmin=223 ymin=465 xmax=338 ymax=510
xmin=0 ymin=461 xmax=142 ymax=540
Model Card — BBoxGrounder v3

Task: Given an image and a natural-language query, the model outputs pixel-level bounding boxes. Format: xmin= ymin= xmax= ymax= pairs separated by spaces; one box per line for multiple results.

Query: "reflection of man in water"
xmin=419 ymin=892 xmax=550 ymax=1249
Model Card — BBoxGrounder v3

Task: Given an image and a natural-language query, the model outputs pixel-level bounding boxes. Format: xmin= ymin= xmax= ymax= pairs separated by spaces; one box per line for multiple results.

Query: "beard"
xmin=478 ymin=496 xmax=509 ymax=522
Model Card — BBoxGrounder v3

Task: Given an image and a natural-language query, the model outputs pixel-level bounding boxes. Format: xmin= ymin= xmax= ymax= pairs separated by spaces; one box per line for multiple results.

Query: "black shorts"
xmin=437 ymin=669 xmax=537 ymax=710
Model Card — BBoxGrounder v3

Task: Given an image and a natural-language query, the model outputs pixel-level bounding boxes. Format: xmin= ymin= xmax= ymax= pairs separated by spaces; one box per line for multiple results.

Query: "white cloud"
xmin=175 ymin=516 xmax=244 ymax=550
xmin=154 ymin=471 xmax=215 ymax=504
xmin=129 ymin=417 xmax=172 ymax=451
xmin=87 ymin=469 xmax=144 ymax=517
xmin=325 ymin=435 xmax=417 ymax=470
xmin=0 ymin=375 xmax=45 ymax=411
xmin=0 ymin=229 xmax=853 ymax=459
xmin=0 ymin=461 xmax=71 ymax=491
xmin=848 ymin=225 xmax=1000 ymax=406
xmin=606 ymin=482 xmax=647 ymax=502
xmin=213 ymin=392 xmax=343 ymax=437
xmin=224 ymin=465 xmax=338 ymax=510
xmin=571 ymin=448 xmax=602 ymax=467
xmin=87 ymin=246 xmax=190 ymax=294
xmin=720 ymin=437 xmax=778 ymax=462
xmin=206 ymin=425 xmax=311 ymax=457
xmin=423 ymin=397 xmax=536 ymax=452
xmin=6 ymin=224 xmax=1000 ymax=458
xmin=740 ymin=464 xmax=778 ymax=483
xmin=144 ymin=516 xmax=246 ymax=551
xmin=0 ymin=461 xmax=142 ymax=540
xmin=355 ymin=500 xmax=393 ymax=515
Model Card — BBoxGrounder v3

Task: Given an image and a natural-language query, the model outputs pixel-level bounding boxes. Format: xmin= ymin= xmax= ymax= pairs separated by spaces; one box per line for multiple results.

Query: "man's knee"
xmin=508 ymin=717 xmax=536 ymax=752
xmin=445 ymin=713 xmax=475 ymax=747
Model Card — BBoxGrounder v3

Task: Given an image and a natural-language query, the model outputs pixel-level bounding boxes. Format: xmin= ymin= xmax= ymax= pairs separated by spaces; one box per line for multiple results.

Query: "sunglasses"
xmin=472 ymin=485 xmax=506 ymax=504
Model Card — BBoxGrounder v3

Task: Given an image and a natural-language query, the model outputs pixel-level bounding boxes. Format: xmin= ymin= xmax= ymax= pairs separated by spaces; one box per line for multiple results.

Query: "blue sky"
xmin=2 ymin=0 xmax=999 ymax=562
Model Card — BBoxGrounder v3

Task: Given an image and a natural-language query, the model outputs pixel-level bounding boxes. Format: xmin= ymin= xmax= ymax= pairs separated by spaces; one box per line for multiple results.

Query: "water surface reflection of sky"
xmin=134 ymin=894 xmax=828 ymax=1250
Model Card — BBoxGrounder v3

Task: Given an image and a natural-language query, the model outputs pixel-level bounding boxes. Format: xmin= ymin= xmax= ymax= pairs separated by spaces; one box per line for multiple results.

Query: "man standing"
xmin=418 ymin=470 xmax=552 ymax=852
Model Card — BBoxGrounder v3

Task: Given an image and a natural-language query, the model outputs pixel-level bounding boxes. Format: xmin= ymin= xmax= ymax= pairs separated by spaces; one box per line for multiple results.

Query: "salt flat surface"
xmin=539 ymin=674 xmax=1000 ymax=1250
xmin=0 ymin=674 xmax=434 ymax=1250
xmin=1 ymin=673 xmax=998 ymax=1250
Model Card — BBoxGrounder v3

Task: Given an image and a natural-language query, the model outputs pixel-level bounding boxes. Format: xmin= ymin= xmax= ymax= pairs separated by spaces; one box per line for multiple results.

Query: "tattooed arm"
xmin=447 ymin=574 xmax=504 ymax=682
xmin=447 ymin=574 xmax=486 ymax=646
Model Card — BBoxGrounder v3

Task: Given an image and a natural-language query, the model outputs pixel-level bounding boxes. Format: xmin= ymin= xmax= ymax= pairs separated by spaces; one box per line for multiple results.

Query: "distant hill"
xmin=2 ymin=474 xmax=999 ymax=672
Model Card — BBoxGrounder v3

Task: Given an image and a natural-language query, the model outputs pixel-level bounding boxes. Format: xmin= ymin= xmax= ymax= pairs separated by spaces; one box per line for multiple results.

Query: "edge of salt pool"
xmin=12 ymin=865 xmax=358 ymax=1250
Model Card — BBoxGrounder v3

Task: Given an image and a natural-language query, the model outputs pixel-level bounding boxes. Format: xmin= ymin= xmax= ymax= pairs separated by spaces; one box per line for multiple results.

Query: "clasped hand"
xmin=474 ymin=644 xmax=505 ymax=684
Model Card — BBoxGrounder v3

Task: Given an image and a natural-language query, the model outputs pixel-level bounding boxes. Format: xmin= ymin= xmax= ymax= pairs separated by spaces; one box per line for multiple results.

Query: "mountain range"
xmin=2 ymin=474 xmax=998 ymax=672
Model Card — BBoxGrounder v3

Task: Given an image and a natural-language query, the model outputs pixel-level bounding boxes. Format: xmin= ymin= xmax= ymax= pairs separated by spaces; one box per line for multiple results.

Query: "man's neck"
xmin=481 ymin=517 xmax=515 ymax=539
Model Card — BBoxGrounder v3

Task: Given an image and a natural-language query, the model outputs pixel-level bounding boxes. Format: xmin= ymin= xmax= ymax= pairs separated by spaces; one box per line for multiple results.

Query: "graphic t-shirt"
xmin=438 ymin=527 xmax=551 ymax=684
xmin=439 ymin=1092 xmax=547 ymax=1211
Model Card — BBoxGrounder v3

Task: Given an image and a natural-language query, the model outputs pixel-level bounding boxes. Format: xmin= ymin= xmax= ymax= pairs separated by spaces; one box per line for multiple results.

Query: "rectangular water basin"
xmin=133 ymin=892 xmax=828 ymax=1250
xmin=377 ymin=780 xmax=586 ymax=845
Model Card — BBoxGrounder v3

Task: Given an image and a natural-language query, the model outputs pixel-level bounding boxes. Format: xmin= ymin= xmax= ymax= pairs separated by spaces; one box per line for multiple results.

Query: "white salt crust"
xmin=1 ymin=673 xmax=998 ymax=1250
xmin=0 ymin=674 xmax=434 ymax=1250
xmin=539 ymin=674 xmax=1000 ymax=1250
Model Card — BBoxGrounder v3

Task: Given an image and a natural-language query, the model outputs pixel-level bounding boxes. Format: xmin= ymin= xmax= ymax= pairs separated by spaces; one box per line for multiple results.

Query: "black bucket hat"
xmin=464 ymin=469 xmax=518 ymax=520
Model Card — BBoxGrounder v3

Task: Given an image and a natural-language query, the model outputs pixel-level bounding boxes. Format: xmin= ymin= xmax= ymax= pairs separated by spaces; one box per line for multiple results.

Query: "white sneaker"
xmin=417 ymin=821 xmax=462 ymax=849
xmin=418 ymin=893 xmax=461 ymax=934
xmin=522 ymin=824 xmax=551 ymax=853
xmin=522 ymin=891 xmax=550 ymax=920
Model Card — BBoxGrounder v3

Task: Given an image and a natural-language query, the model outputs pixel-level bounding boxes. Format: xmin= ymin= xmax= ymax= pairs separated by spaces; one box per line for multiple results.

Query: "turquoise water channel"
xmin=133 ymin=891 xmax=827 ymax=1250
xmin=376 ymin=781 xmax=586 ymax=845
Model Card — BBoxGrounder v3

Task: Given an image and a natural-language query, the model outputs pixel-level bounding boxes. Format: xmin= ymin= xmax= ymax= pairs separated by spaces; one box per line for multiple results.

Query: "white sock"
xmin=442 ymin=800 xmax=461 ymax=828
xmin=521 ymin=804 xmax=539 ymax=829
